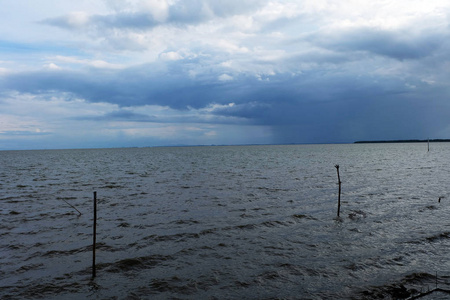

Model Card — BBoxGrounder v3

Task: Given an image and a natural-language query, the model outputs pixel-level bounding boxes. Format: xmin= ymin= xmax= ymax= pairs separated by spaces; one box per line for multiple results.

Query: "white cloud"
xmin=0 ymin=114 xmax=43 ymax=134
xmin=139 ymin=0 xmax=170 ymax=22
xmin=49 ymin=56 xmax=124 ymax=69
xmin=159 ymin=51 xmax=183 ymax=61
xmin=256 ymin=1 xmax=301 ymax=22
xmin=44 ymin=63 xmax=62 ymax=70
xmin=317 ymin=0 xmax=450 ymax=31
xmin=218 ymin=74 xmax=233 ymax=81
xmin=204 ymin=130 xmax=217 ymax=136
xmin=215 ymin=39 xmax=250 ymax=54
xmin=64 ymin=11 xmax=91 ymax=28
xmin=0 ymin=67 xmax=9 ymax=75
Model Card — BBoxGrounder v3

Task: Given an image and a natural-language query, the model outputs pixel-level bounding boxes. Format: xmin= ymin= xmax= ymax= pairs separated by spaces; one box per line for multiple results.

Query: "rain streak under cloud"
xmin=1 ymin=0 xmax=450 ymax=150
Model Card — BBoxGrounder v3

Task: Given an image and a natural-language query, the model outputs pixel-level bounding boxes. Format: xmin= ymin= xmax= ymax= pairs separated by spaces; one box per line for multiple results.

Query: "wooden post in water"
xmin=92 ymin=191 xmax=97 ymax=278
xmin=335 ymin=165 xmax=341 ymax=217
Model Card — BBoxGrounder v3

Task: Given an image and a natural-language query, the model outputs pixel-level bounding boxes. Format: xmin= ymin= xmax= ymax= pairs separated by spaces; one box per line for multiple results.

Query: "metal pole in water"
xmin=335 ymin=165 xmax=341 ymax=217
xmin=92 ymin=191 xmax=97 ymax=278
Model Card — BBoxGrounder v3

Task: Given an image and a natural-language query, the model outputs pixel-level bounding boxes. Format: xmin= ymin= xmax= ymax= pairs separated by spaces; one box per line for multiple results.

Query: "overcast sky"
xmin=1 ymin=0 xmax=450 ymax=150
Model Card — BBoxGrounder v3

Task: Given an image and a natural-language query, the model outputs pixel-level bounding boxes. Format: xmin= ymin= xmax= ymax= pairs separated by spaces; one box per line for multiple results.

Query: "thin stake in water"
xmin=92 ymin=191 xmax=97 ymax=278
xmin=62 ymin=199 xmax=82 ymax=216
xmin=335 ymin=165 xmax=341 ymax=217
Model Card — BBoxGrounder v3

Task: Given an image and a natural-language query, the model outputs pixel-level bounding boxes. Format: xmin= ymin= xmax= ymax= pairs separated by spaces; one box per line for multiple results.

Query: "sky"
xmin=1 ymin=0 xmax=450 ymax=150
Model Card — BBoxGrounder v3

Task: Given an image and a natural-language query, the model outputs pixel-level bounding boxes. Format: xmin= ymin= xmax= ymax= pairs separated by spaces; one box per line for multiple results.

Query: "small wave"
xmin=355 ymin=272 xmax=436 ymax=299
xmin=56 ymin=196 xmax=77 ymax=201
xmin=256 ymin=186 xmax=289 ymax=192
xmin=172 ymin=219 xmax=201 ymax=225
xmin=142 ymin=232 xmax=202 ymax=243
xmin=359 ymin=284 xmax=411 ymax=299
xmin=147 ymin=275 xmax=218 ymax=296
xmin=426 ymin=231 xmax=450 ymax=243
xmin=5 ymin=198 xmax=26 ymax=203
xmin=140 ymin=227 xmax=221 ymax=245
xmin=344 ymin=257 xmax=384 ymax=272
xmin=102 ymin=254 xmax=174 ymax=273
xmin=348 ymin=210 xmax=367 ymax=220
xmin=291 ymin=214 xmax=316 ymax=220
xmin=100 ymin=183 xmax=124 ymax=189
xmin=7 ymin=282 xmax=85 ymax=299
xmin=234 ymin=224 xmax=257 ymax=230
xmin=39 ymin=243 xmax=120 ymax=258
xmin=15 ymin=263 xmax=44 ymax=274
xmin=403 ymin=272 xmax=436 ymax=284
xmin=419 ymin=205 xmax=439 ymax=212
xmin=149 ymin=277 xmax=181 ymax=293
xmin=42 ymin=247 xmax=90 ymax=257
xmin=135 ymin=214 xmax=315 ymax=247
xmin=261 ymin=220 xmax=285 ymax=227
xmin=228 ymin=215 xmax=315 ymax=231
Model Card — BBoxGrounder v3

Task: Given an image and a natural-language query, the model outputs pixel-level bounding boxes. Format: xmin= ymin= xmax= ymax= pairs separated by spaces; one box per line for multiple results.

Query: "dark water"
xmin=1 ymin=144 xmax=450 ymax=299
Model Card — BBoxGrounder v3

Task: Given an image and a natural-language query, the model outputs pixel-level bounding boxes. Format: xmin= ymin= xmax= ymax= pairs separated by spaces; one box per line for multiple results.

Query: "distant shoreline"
xmin=354 ymin=139 xmax=450 ymax=144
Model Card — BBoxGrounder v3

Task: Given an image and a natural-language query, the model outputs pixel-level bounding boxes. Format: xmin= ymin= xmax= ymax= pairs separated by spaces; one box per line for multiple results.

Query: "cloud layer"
xmin=1 ymin=0 xmax=450 ymax=149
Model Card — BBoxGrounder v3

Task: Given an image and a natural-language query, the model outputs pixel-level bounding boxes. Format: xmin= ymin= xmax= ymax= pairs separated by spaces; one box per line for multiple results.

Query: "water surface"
xmin=1 ymin=144 xmax=450 ymax=299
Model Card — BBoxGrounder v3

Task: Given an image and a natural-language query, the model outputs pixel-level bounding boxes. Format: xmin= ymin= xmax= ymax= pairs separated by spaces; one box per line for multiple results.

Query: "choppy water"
xmin=1 ymin=143 xmax=450 ymax=299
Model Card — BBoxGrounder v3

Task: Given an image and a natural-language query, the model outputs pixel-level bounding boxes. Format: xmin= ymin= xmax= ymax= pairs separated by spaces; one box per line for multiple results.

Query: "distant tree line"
xmin=354 ymin=139 xmax=450 ymax=144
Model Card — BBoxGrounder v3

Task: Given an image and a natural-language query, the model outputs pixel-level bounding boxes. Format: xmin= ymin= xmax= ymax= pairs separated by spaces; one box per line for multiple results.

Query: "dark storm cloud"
xmin=1 ymin=63 xmax=227 ymax=109
xmin=4 ymin=54 xmax=325 ymax=113
xmin=0 ymin=53 xmax=434 ymax=134
xmin=2 ymin=53 xmax=449 ymax=144
xmin=204 ymin=65 xmax=450 ymax=143
xmin=99 ymin=110 xmax=158 ymax=122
